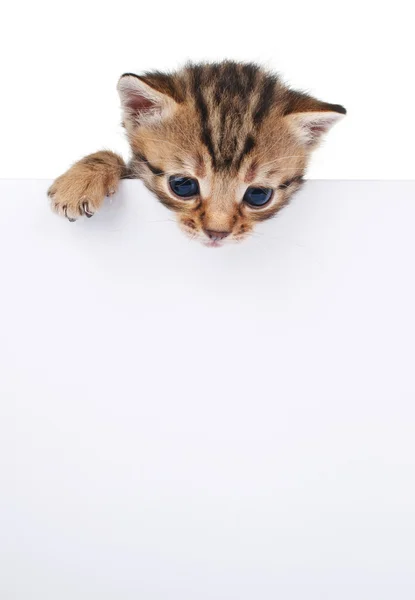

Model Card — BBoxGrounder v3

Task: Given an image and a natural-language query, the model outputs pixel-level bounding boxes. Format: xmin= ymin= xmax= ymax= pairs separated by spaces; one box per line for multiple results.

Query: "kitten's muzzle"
xmin=204 ymin=229 xmax=230 ymax=241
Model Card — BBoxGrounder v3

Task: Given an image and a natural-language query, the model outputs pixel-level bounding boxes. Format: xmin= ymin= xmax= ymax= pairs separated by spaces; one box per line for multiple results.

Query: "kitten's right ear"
xmin=117 ymin=73 xmax=179 ymax=125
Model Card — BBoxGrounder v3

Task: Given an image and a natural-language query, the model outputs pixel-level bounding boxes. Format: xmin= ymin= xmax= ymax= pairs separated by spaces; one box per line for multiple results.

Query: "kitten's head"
xmin=118 ymin=62 xmax=345 ymax=247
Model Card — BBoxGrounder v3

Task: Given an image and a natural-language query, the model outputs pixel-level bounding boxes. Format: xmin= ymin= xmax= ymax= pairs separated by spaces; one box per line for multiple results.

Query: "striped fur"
xmin=49 ymin=61 xmax=345 ymax=246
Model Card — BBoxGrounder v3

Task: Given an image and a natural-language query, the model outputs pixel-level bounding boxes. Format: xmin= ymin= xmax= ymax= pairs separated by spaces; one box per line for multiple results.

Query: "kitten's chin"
xmin=203 ymin=239 xmax=224 ymax=248
xmin=197 ymin=234 xmax=249 ymax=247
xmin=178 ymin=223 xmax=249 ymax=247
xmin=202 ymin=236 xmax=248 ymax=247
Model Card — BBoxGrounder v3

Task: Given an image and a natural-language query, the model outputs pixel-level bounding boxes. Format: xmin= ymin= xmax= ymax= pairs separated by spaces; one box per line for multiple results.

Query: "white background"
xmin=1 ymin=2 xmax=415 ymax=598
xmin=1 ymin=0 xmax=414 ymax=179
xmin=1 ymin=179 xmax=415 ymax=599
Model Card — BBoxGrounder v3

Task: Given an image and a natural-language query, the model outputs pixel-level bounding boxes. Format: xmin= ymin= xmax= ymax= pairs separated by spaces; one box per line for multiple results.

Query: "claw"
xmin=82 ymin=201 xmax=94 ymax=218
xmin=63 ymin=206 xmax=76 ymax=222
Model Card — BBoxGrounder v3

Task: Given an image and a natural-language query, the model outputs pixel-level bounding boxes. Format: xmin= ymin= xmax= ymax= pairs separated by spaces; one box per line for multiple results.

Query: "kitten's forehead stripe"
xmin=253 ymin=77 xmax=277 ymax=125
xmin=235 ymin=135 xmax=256 ymax=171
xmin=191 ymin=67 xmax=217 ymax=169
xmin=187 ymin=62 xmax=276 ymax=172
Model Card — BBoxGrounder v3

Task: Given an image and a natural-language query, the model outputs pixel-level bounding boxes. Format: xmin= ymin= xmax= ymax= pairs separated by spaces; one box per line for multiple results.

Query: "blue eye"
xmin=243 ymin=187 xmax=273 ymax=207
xmin=169 ymin=176 xmax=199 ymax=198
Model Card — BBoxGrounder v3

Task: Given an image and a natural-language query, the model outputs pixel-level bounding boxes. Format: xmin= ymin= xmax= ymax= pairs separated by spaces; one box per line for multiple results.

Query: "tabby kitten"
xmin=48 ymin=61 xmax=345 ymax=247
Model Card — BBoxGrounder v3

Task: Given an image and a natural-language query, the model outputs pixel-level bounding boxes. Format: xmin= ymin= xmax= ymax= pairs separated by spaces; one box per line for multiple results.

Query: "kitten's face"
xmin=118 ymin=62 xmax=345 ymax=247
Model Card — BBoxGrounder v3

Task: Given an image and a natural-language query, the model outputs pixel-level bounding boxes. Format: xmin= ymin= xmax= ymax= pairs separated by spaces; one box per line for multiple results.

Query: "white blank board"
xmin=1 ymin=179 xmax=415 ymax=599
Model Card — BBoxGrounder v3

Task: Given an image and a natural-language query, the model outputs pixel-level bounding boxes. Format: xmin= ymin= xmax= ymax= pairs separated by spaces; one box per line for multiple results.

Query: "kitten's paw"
xmin=48 ymin=151 xmax=125 ymax=222
xmin=48 ymin=169 xmax=117 ymax=221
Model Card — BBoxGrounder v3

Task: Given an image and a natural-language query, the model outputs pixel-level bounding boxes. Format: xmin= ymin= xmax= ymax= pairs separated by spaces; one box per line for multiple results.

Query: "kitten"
xmin=48 ymin=61 xmax=345 ymax=247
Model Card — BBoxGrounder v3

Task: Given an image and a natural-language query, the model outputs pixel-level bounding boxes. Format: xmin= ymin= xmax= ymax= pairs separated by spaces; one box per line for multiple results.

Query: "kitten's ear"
xmin=117 ymin=72 xmax=180 ymax=124
xmin=283 ymin=91 xmax=346 ymax=146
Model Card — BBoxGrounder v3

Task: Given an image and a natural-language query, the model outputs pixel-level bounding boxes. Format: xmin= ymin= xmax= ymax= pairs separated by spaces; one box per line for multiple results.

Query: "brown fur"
xmin=48 ymin=61 xmax=345 ymax=245
xmin=48 ymin=151 xmax=125 ymax=219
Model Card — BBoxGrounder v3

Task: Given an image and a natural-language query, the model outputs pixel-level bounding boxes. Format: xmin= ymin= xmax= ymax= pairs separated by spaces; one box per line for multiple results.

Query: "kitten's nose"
xmin=204 ymin=229 xmax=230 ymax=241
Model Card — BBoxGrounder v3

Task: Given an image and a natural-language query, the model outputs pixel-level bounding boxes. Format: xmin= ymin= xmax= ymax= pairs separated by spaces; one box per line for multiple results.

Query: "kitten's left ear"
xmin=283 ymin=91 xmax=346 ymax=146
xmin=117 ymin=72 xmax=182 ymax=125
